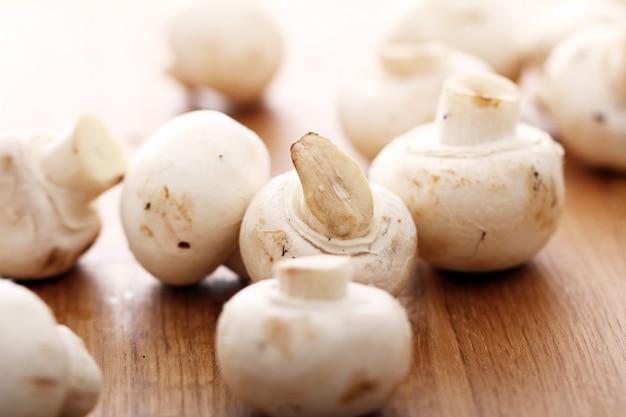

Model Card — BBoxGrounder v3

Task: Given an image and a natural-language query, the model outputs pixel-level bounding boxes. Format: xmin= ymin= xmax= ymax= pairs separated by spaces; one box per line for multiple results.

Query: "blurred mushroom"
xmin=338 ymin=42 xmax=493 ymax=160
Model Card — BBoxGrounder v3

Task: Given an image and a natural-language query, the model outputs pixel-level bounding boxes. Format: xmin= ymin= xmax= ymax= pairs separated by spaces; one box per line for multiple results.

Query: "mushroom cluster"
xmin=0 ymin=114 xmax=126 ymax=280
xmin=0 ymin=280 xmax=102 ymax=417
xmin=169 ymin=0 xmax=283 ymax=106
xmin=120 ymin=110 xmax=271 ymax=285
xmin=239 ymin=132 xmax=417 ymax=296
xmin=370 ymin=72 xmax=565 ymax=272
xmin=216 ymin=254 xmax=412 ymax=417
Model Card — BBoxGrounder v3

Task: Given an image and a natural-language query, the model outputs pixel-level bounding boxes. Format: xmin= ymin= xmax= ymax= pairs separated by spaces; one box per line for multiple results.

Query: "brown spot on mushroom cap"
xmin=43 ymin=248 xmax=62 ymax=269
xmin=177 ymin=241 xmax=191 ymax=249
xmin=262 ymin=317 xmax=292 ymax=359
xmin=140 ymin=224 xmax=154 ymax=237
xmin=29 ymin=376 xmax=60 ymax=388
xmin=1 ymin=154 xmax=14 ymax=171
xmin=339 ymin=371 xmax=379 ymax=404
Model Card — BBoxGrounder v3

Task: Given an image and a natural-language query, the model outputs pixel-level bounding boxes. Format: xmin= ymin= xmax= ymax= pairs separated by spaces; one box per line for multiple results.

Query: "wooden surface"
xmin=1 ymin=1 xmax=625 ymax=416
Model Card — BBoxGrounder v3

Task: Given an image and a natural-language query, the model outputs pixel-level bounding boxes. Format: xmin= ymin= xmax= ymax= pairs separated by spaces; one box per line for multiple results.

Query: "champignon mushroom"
xmin=385 ymin=0 xmax=522 ymax=80
xmin=239 ymin=132 xmax=417 ymax=295
xmin=120 ymin=110 xmax=271 ymax=285
xmin=369 ymin=72 xmax=565 ymax=272
xmin=216 ymin=254 xmax=412 ymax=417
xmin=0 ymin=280 xmax=102 ymax=417
xmin=539 ymin=23 xmax=626 ymax=171
xmin=168 ymin=0 xmax=282 ymax=106
xmin=338 ymin=42 xmax=493 ymax=160
xmin=0 ymin=114 xmax=126 ymax=279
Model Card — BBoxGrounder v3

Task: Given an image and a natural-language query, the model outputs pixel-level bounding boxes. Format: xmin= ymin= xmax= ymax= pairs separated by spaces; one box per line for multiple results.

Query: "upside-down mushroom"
xmin=239 ymin=132 xmax=417 ymax=296
xmin=216 ymin=255 xmax=412 ymax=417
xmin=369 ymin=73 xmax=565 ymax=272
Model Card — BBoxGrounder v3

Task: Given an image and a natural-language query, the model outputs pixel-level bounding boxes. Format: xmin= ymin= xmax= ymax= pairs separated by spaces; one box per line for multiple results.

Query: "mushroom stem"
xmin=275 ymin=255 xmax=351 ymax=300
xmin=380 ymin=42 xmax=447 ymax=76
xmin=40 ymin=114 xmax=126 ymax=201
xmin=607 ymin=32 xmax=626 ymax=97
xmin=436 ymin=73 xmax=520 ymax=146
xmin=290 ymin=132 xmax=374 ymax=239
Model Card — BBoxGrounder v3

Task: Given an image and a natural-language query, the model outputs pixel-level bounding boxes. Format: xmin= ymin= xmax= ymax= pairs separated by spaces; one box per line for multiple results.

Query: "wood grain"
xmin=1 ymin=1 xmax=625 ymax=416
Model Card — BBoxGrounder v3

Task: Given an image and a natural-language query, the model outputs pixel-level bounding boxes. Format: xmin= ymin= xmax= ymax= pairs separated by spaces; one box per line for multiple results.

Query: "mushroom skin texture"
xmin=120 ymin=110 xmax=271 ymax=285
xmin=169 ymin=0 xmax=282 ymax=105
xmin=338 ymin=42 xmax=493 ymax=160
xmin=216 ymin=255 xmax=412 ymax=417
xmin=0 ymin=114 xmax=126 ymax=279
xmin=239 ymin=132 xmax=417 ymax=296
xmin=0 ymin=280 xmax=102 ymax=417
xmin=540 ymin=23 xmax=626 ymax=171
xmin=369 ymin=73 xmax=565 ymax=272
xmin=385 ymin=0 xmax=522 ymax=80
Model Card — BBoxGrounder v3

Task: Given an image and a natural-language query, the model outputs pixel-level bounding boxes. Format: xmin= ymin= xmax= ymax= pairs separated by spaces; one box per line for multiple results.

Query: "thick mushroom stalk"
xmin=277 ymin=254 xmax=351 ymax=301
xmin=0 ymin=114 xmax=126 ymax=280
xmin=291 ymin=133 xmax=374 ymax=239
xmin=369 ymin=72 xmax=565 ymax=273
xmin=41 ymin=114 xmax=126 ymax=201
xmin=436 ymin=73 xmax=519 ymax=146
xmin=216 ymin=255 xmax=412 ymax=417
xmin=239 ymin=133 xmax=417 ymax=295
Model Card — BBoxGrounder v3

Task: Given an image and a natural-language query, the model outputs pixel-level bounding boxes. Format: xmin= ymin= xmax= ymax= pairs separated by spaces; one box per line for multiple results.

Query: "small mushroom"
xmin=369 ymin=73 xmax=565 ymax=272
xmin=385 ymin=0 xmax=522 ymax=80
xmin=120 ymin=110 xmax=271 ymax=285
xmin=168 ymin=0 xmax=282 ymax=106
xmin=540 ymin=23 xmax=626 ymax=170
xmin=0 ymin=280 xmax=102 ymax=417
xmin=216 ymin=254 xmax=412 ymax=417
xmin=0 ymin=114 xmax=126 ymax=279
xmin=239 ymin=132 xmax=417 ymax=295
xmin=338 ymin=42 xmax=493 ymax=160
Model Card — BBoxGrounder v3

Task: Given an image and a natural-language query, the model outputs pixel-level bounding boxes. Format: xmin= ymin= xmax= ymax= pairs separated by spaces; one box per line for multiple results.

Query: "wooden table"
xmin=1 ymin=1 xmax=625 ymax=416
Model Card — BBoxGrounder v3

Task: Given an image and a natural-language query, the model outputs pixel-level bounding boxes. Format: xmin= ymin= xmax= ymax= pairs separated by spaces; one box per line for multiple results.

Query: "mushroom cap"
xmin=385 ymin=0 xmax=522 ymax=80
xmin=120 ymin=110 xmax=271 ymax=285
xmin=0 ymin=280 xmax=69 ymax=417
xmin=169 ymin=0 xmax=282 ymax=104
xmin=520 ymin=0 xmax=626 ymax=68
xmin=369 ymin=123 xmax=565 ymax=272
xmin=541 ymin=23 xmax=626 ymax=170
xmin=338 ymin=42 xmax=493 ymax=160
xmin=216 ymin=274 xmax=412 ymax=417
xmin=56 ymin=325 xmax=103 ymax=417
xmin=239 ymin=170 xmax=417 ymax=295
xmin=0 ymin=133 xmax=101 ymax=279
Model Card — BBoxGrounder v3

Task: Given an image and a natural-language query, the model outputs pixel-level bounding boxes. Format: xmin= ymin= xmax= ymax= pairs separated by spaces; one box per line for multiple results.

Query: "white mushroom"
xmin=540 ymin=23 xmax=626 ymax=171
xmin=0 ymin=114 xmax=126 ymax=279
xmin=519 ymin=0 xmax=626 ymax=69
xmin=385 ymin=0 xmax=522 ymax=80
xmin=120 ymin=110 xmax=271 ymax=285
xmin=369 ymin=73 xmax=565 ymax=272
xmin=239 ymin=132 xmax=417 ymax=296
xmin=216 ymin=255 xmax=412 ymax=417
xmin=169 ymin=0 xmax=282 ymax=105
xmin=338 ymin=42 xmax=493 ymax=160
xmin=0 ymin=280 xmax=102 ymax=417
